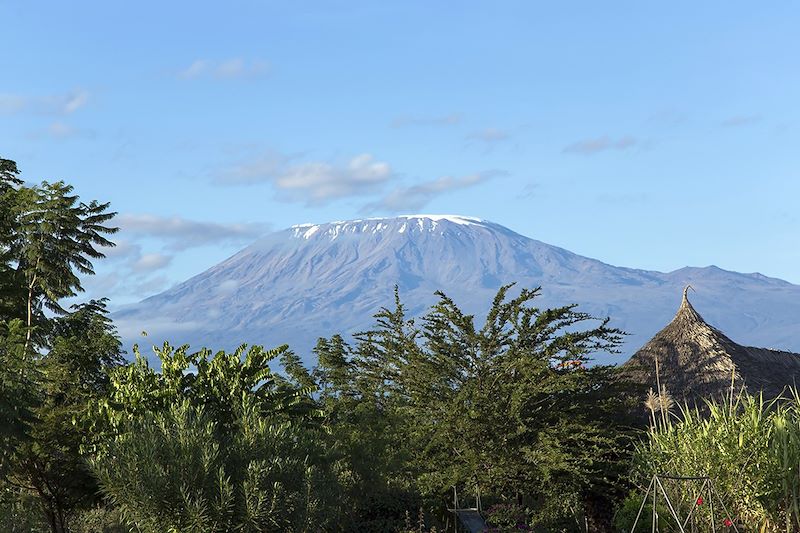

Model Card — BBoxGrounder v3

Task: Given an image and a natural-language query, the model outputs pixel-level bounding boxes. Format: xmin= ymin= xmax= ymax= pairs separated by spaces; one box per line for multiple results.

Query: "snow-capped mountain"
xmin=113 ymin=215 xmax=800 ymax=365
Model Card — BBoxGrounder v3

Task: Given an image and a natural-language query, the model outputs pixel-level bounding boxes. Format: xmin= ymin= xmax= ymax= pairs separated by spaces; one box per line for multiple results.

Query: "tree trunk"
xmin=23 ymin=262 xmax=38 ymax=354
xmin=582 ymin=490 xmax=613 ymax=533
xmin=45 ymin=508 xmax=58 ymax=533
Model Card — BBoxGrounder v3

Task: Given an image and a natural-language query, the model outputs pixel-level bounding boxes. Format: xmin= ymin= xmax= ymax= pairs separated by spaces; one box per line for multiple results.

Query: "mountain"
xmin=622 ymin=288 xmax=800 ymax=401
xmin=113 ymin=215 xmax=800 ymax=365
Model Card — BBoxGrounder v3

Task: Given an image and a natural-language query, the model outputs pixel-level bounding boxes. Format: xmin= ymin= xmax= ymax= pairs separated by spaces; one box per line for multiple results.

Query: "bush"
xmin=485 ymin=502 xmax=531 ymax=531
xmin=71 ymin=507 xmax=128 ymax=533
xmin=631 ymin=388 xmax=800 ymax=531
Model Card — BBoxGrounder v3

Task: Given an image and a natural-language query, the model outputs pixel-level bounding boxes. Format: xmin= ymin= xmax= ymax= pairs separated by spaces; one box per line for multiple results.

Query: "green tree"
xmin=314 ymin=285 xmax=636 ymax=530
xmin=0 ymin=320 xmax=38 ymax=476
xmin=314 ymin=332 xmax=420 ymax=531
xmin=0 ymin=158 xmax=24 ymax=323
xmin=4 ymin=300 xmax=123 ymax=533
xmin=0 ymin=158 xmax=118 ymax=348
xmin=0 ymin=157 xmax=120 ymax=532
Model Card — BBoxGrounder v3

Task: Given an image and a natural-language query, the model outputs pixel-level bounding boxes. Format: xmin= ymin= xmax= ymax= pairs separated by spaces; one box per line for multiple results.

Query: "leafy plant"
xmin=92 ymin=342 xmax=338 ymax=532
xmin=631 ymin=388 xmax=800 ymax=531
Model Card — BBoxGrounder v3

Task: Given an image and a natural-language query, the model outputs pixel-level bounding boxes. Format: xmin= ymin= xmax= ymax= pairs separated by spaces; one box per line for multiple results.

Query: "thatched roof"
xmin=622 ymin=287 xmax=800 ymax=401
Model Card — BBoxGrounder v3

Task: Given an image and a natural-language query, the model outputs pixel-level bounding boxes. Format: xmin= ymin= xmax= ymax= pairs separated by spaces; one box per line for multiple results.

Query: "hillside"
xmin=113 ymin=215 xmax=800 ymax=364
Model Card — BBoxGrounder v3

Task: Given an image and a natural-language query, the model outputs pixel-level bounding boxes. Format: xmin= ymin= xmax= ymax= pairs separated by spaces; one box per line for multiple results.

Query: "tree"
xmin=4 ymin=300 xmax=123 ymax=533
xmin=0 ymin=320 xmax=38 ymax=475
xmin=314 ymin=285 xmax=636 ymax=530
xmin=0 ymin=158 xmax=118 ymax=348
xmin=314 ymin=332 xmax=420 ymax=531
xmin=16 ymin=181 xmax=117 ymax=349
xmin=0 ymin=158 xmax=24 ymax=323
xmin=0 ymin=157 xmax=121 ymax=532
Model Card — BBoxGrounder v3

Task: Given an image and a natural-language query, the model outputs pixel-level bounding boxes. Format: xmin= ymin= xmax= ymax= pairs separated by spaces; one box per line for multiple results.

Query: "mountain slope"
xmin=113 ymin=215 xmax=800 ymax=365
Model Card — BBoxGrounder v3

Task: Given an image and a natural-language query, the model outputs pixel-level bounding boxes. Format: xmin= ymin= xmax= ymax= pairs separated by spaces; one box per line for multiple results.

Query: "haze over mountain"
xmin=113 ymin=215 xmax=800 ymax=365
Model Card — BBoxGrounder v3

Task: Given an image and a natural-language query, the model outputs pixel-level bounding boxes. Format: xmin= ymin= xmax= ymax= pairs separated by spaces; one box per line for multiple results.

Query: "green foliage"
xmin=0 ymin=484 xmax=48 ymax=533
xmin=0 ymin=320 xmax=38 ymax=470
xmin=3 ymin=300 xmax=123 ymax=533
xmin=0 ymin=157 xmax=121 ymax=533
xmin=0 ymin=157 xmax=117 ymax=348
xmin=93 ymin=400 xmax=326 ymax=532
xmin=631 ymin=388 xmax=800 ymax=532
xmin=95 ymin=342 xmax=319 ymax=435
xmin=0 ymin=157 xmax=25 ymax=328
xmin=69 ymin=506 xmax=127 ymax=533
xmin=315 ymin=284 xmax=636 ymax=530
xmin=0 ymin=155 xmax=649 ymax=530
xmin=485 ymin=502 xmax=530 ymax=531
xmin=92 ymin=342 xmax=337 ymax=532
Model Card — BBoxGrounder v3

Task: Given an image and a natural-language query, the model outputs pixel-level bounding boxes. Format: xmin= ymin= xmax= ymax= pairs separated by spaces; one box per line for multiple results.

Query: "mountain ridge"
xmin=114 ymin=215 xmax=800 ymax=364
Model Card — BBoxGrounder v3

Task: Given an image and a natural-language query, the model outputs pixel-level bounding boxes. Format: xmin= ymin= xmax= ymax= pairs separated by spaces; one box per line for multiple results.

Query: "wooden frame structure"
xmin=630 ymin=474 xmax=739 ymax=532
xmin=448 ymin=485 xmax=487 ymax=533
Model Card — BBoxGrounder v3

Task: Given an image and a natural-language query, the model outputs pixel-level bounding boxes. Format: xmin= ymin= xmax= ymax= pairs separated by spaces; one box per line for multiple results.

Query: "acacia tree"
xmin=314 ymin=285 xmax=637 ymax=530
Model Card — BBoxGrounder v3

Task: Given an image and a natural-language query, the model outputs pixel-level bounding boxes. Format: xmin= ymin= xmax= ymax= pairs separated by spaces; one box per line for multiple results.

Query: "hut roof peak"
xmin=674 ymin=285 xmax=705 ymax=326
xmin=680 ymin=284 xmax=695 ymax=308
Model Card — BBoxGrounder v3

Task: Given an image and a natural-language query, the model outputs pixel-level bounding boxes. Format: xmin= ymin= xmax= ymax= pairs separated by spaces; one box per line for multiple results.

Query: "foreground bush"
xmin=91 ymin=343 xmax=339 ymax=532
xmin=93 ymin=400 xmax=327 ymax=532
xmin=628 ymin=389 xmax=800 ymax=531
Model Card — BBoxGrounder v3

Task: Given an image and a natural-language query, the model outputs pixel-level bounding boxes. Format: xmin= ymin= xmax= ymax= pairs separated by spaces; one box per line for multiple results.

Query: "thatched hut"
xmin=622 ymin=287 xmax=800 ymax=403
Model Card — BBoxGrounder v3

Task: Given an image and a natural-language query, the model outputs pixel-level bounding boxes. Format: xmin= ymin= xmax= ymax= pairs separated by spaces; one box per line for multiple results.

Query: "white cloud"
xmin=216 ymin=279 xmax=240 ymax=295
xmin=102 ymin=239 xmax=141 ymax=261
xmin=0 ymin=89 xmax=89 ymax=115
xmin=117 ymin=214 xmax=270 ymax=250
xmin=215 ymin=152 xmax=395 ymax=205
xmin=563 ymin=135 xmax=637 ymax=155
xmin=131 ymin=275 xmax=171 ymax=295
xmin=278 ymin=154 xmax=392 ymax=203
xmin=131 ymin=253 xmax=172 ymax=273
xmin=178 ymin=58 xmax=269 ymax=80
xmin=74 ymin=245 xmax=173 ymax=305
xmin=363 ymin=170 xmax=503 ymax=213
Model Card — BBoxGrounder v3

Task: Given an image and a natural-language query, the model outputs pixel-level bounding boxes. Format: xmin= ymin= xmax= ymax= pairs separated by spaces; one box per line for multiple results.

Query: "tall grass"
xmin=630 ymin=387 xmax=800 ymax=531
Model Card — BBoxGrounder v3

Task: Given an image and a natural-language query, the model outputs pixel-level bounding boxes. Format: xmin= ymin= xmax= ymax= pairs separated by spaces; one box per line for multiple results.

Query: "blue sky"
xmin=2 ymin=1 xmax=798 ymax=305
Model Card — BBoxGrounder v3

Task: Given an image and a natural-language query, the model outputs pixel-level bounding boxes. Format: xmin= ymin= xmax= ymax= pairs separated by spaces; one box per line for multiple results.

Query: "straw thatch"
xmin=622 ymin=287 xmax=800 ymax=402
